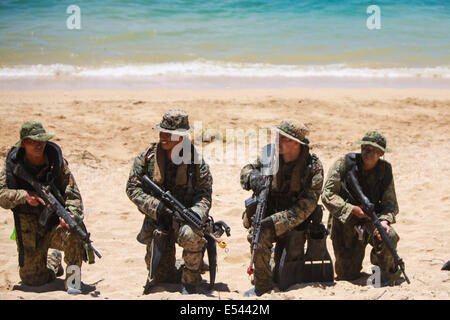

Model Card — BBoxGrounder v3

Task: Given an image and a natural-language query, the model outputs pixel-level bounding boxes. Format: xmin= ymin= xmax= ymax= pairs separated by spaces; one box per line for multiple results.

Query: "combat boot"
xmin=381 ymin=267 xmax=402 ymax=286
xmin=143 ymin=278 xmax=157 ymax=295
xmin=243 ymin=286 xmax=272 ymax=297
xmin=181 ymin=284 xmax=198 ymax=295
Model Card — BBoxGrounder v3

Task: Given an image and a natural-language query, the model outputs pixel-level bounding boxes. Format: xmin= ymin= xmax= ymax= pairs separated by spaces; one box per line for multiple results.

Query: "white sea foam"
xmin=0 ymin=61 xmax=449 ymax=79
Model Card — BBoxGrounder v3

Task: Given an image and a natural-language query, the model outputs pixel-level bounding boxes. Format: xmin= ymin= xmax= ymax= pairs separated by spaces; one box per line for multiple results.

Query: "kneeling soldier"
xmin=0 ymin=121 xmax=94 ymax=292
xmin=321 ymin=131 xmax=402 ymax=285
xmin=126 ymin=110 xmax=213 ymax=295
xmin=240 ymin=120 xmax=325 ymax=296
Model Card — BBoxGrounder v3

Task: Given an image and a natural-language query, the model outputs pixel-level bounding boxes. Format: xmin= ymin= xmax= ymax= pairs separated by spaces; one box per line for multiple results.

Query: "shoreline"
xmin=1 ymin=75 xmax=450 ymax=90
xmin=1 ymin=87 xmax=449 ymax=101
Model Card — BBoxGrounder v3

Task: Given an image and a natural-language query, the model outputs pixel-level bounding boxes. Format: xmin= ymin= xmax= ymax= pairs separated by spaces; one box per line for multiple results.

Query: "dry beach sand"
xmin=0 ymin=88 xmax=449 ymax=300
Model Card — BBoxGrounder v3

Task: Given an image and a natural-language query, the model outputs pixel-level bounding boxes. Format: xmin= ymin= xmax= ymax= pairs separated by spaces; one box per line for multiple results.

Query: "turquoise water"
xmin=0 ymin=0 xmax=449 ymax=81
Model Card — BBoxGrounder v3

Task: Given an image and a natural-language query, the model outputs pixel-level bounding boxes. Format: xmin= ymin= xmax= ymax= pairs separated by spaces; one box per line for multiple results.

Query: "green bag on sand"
xmin=10 ymin=227 xmax=16 ymax=240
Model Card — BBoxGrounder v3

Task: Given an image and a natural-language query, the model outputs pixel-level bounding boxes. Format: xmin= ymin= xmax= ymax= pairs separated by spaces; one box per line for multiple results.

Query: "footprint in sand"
xmin=224 ymin=252 xmax=250 ymax=264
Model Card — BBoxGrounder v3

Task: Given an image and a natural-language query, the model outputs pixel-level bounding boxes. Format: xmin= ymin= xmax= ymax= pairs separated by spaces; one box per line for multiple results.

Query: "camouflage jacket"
xmin=321 ymin=155 xmax=399 ymax=225
xmin=126 ymin=142 xmax=212 ymax=223
xmin=240 ymin=147 xmax=324 ymax=237
xmin=0 ymin=143 xmax=84 ymax=223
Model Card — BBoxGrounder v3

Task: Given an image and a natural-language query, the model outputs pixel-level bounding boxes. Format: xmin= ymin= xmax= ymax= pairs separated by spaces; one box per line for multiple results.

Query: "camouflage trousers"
xmin=247 ymin=225 xmax=306 ymax=292
xmin=16 ymin=213 xmax=84 ymax=286
xmin=331 ymin=215 xmax=400 ymax=281
xmin=138 ymin=216 xmax=206 ymax=286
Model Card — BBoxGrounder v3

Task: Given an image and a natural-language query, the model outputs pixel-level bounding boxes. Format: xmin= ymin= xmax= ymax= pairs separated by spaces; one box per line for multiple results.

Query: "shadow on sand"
xmin=337 ymin=272 xmax=407 ymax=287
xmin=12 ymin=278 xmax=104 ymax=296
xmin=141 ymin=280 xmax=230 ymax=297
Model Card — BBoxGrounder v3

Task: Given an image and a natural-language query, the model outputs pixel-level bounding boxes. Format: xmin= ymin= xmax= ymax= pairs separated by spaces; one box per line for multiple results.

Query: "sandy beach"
xmin=0 ymin=88 xmax=449 ymax=300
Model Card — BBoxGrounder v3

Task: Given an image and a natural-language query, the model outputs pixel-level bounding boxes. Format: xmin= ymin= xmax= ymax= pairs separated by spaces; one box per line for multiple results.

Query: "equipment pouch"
xmin=137 ymin=216 xmax=156 ymax=245
xmin=38 ymin=206 xmax=53 ymax=228
xmin=149 ymin=228 xmax=169 ymax=280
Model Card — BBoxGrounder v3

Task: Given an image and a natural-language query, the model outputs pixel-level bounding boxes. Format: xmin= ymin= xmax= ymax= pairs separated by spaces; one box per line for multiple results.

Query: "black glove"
xmin=248 ymin=169 xmax=266 ymax=194
xmin=156 ymin=201 xmax=173 ymax=228
xmin=260 ymin=216 xmax=273 ymax=227
xmin=260 ymin=216 xmax=275 ymax=234
xmin=250 ymin=215 xmax=274 ymax=234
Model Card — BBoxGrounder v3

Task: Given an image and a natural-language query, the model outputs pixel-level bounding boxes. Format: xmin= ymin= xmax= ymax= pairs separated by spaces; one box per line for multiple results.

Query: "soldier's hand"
xmin=157 ymin=202 xmax=173 ymax=218
xmin=260 ymin=216 xmax=275 ymax=234
xmin=59 ymin=215 xmax=74 ymax=230
xmin=26 ymin=192 xmax=45 ymax=207
xmin=157 ymin=202 xmax=173 ymax=227
xmin=249 ymin=169 xmax=265 ymax=194
xmin=375 ymin=220 xmax=390 ymax=241
xmin=351 ymin=205 xmax=369 ymax=219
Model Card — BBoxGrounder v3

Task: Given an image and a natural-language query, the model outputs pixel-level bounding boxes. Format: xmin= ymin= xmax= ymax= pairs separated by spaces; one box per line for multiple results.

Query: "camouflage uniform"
xmin=126 ymin=110 xmax=213 ymax=287
xmin=321 ymin=131 xmax=400 ymax=281
xmin=0 ymin=121 xmax=85 ymax=286
xmin=240 ymin=120 xmax=324 ymax=293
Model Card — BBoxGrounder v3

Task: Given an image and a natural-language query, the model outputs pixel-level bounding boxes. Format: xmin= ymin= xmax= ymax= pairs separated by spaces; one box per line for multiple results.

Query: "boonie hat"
xmin=275 ymin=119 xmax=310 ymax=145
xmin=153 ymin=109 xmax=191 ymax=136
xmin=355 ymin=130 xmax=391 ymax=153
xmin=17 ymin=121 xmax=54 ymax=146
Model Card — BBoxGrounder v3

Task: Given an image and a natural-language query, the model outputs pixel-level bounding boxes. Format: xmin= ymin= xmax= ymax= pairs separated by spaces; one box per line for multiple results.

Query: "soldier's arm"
xmin=126 ymin=152 xmax=160 ymax=220
xmin=59 ymin=159 xmax=84 ymax=223
xmin=0 ymin=164 xmax=28 ymax=210
xmin=321 ymin=157 xmax=355 ymax=224
xmin=270 ymin=156 xmax=324 ymax=237
xmin=190 ymin=159 xmax=213 ymax=222
xmin=378 ymin=178 xmax=399 ymax=224
xmin=240 ymin=157 xmax=262 ymax=190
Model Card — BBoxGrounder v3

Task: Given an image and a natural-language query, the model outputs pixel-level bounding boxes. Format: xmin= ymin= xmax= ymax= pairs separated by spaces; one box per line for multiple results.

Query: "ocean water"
xmin=0 ymin=0 xmax=449 ymax=87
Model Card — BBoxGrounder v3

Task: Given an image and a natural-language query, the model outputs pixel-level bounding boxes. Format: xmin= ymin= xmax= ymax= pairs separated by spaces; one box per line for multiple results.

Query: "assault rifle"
xmin=13 ymin=163 xmax=102 ymax=259
xmin=142 ymin=174 xmax=231 ymax=290
xmin=247 ymin=144 xmax=277 ymax=276
xmin=345 ymin=166 xmax=410 ymax=284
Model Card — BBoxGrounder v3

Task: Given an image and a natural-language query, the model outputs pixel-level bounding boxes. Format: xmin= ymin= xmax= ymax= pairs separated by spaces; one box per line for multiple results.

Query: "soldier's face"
xmin=159 ymin=132 xmax=183 ymax=151
xmin=361 ymin=145 xmax=384 ymax=167
xmin=278 ymin=134 xmax=300 ymax=155
xmin=22 ymin=139 xmax=46 ymax=157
